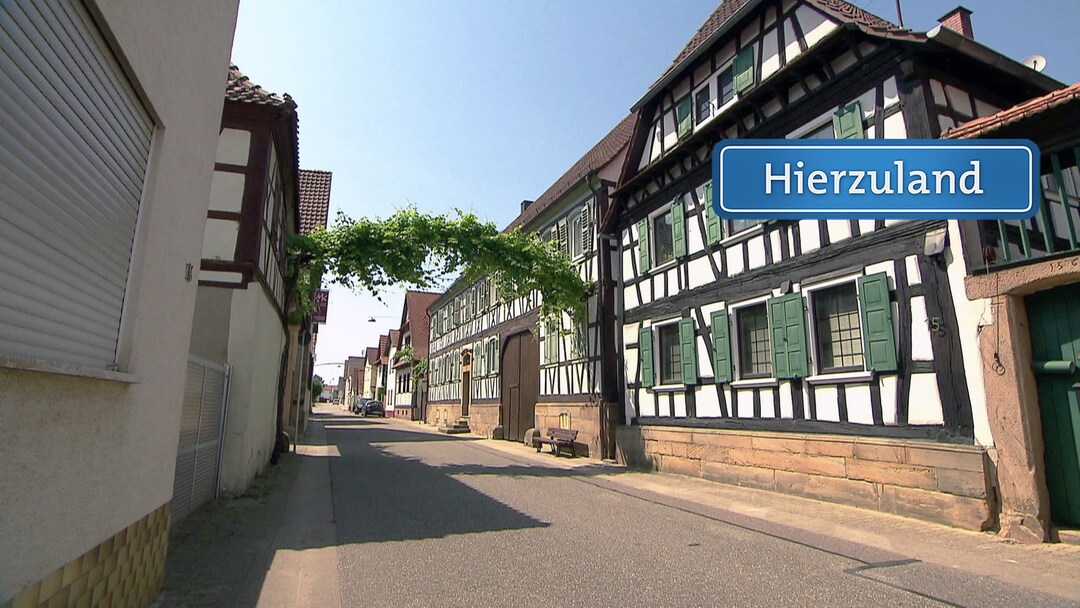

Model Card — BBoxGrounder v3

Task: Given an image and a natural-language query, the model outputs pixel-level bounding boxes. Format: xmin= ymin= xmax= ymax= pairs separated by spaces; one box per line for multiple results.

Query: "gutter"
xmin=926 ymin=25 xmax=1063 ymax=93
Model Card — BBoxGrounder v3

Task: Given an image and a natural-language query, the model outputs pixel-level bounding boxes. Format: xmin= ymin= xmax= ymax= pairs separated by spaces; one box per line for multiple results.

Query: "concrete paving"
xmin=159 ymin=405 xmax=1080 ymax=607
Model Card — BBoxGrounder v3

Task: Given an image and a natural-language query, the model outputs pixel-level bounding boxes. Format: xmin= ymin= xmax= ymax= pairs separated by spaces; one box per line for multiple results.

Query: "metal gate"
xmin=172 ymin=355 xmax=229 ymax=520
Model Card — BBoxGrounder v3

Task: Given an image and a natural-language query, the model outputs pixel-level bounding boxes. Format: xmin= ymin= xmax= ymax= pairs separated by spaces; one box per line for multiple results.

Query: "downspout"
xmin=586 ymin=171 xmax=620 ymax=461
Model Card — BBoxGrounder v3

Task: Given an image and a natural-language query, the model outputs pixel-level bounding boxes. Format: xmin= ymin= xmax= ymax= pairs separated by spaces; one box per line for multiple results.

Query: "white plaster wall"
xmin=207 ymin=170 xmax=245 ymax=212
xmin=0 ymin=0 xmax=239 ymax=596
xmin=945 ymin=221 xmax=994 ymax=445
xmin=202 ymin=218 xmax=238 ymax=259
xmin=215 ymin=128 xmax=250 ymax=166
xmin=219 ymin=285 xmax=286 ymax=495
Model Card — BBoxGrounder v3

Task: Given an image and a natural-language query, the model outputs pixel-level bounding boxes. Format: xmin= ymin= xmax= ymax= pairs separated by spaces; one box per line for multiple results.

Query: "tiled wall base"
xmin=4 ymin=503 xmax=170 ymax=608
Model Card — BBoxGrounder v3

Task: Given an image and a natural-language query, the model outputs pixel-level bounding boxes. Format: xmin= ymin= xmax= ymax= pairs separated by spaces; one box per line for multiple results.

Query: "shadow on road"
xmin=323 ymin=419 xmax=556 ymax=545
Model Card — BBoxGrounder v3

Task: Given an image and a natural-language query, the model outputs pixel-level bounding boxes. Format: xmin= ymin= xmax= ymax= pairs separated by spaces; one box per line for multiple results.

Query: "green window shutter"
xmin=638 ymin=326 xmax=655 ymax=388
xmin=493 ymin=337 xmax=500 ymax=373
xmin=574 ymin=316 xmax=587 ymax=358
xmin=769 ymin=293 xmax=808 ymax=379
xmin=581 ymin=206 xmax=593 ymax=252
xmin=672 ymin=198 xmax=687 ymax=258
xmin=679 ymin=317 xmax=698 ymax=385
xmin=557 ymin=220 xmax=568 ymax=255
xmin=704 ymin=182 xmax=721 ymax=245
xmin=675 ymin=96 xmax=693 ymax=139
xmin=858 ymin=272 xmax=898 ymax=372
xmin=637 ymin=220 xmax=651 ymax=272
xmin=832 ymin=101 xmax=865 ymax=139
xmin=546 ymin=321 xmax=559 ymax=363
xmin=710 ymin=310 xmax=731 ymax=383
xmin=733 ymin=47 xmax=755 ymax=93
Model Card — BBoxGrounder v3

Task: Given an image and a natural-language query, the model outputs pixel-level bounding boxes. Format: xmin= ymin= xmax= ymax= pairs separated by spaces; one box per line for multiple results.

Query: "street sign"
xmin=313 ymin=289 xmax=329 ymax=324
xmin=712 ymin=139 xmax=1039 ymax=220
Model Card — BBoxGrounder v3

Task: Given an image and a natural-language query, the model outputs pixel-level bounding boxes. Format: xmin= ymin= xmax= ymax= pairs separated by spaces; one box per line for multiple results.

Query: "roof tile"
xmin=506 ymin=114 xmax=635 ymax=231
xmin=943 ymin=82 xmax=1080 ymax=139
xmin=298 ymin=169 xmax=332 ymax=234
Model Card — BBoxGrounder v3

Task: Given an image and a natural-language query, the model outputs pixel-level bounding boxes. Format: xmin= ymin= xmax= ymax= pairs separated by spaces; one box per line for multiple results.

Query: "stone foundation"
xmin=426 ymin=403 xmax=461 ymax=427
xmin=617 ymin=426 xmax=995 ymax=530
xmin=535 ymin=403 xmax=601 ymax=457
xmin=468 ymin=403 xmax=501 ymax=438
xmin=3 ymin=503 xmax=170 ymax=607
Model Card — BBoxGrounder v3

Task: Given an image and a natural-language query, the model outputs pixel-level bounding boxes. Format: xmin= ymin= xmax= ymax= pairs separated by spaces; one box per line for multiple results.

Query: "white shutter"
xmin=172 ymin=357 xmax=228 ymax=521
xmin=0 ymin=0 xmax=153 ymax=368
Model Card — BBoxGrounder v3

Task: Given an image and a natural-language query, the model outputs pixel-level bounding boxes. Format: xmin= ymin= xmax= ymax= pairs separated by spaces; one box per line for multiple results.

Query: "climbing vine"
xmin=286 ymin=206 xmax=592 ymax=326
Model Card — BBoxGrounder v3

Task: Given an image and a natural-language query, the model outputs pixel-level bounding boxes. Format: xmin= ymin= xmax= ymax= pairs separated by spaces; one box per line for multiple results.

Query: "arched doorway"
xmin=500 ymin=330 xmax=539 ymax=442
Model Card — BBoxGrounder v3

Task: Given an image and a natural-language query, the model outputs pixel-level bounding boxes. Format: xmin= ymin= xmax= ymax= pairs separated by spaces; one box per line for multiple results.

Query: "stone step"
xmin=438 ymin=426 xmax=470 ymax=434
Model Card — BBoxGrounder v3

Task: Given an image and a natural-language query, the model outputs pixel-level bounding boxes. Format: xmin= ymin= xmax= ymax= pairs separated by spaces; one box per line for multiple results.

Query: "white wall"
xmin=0 ymin=0 xmax=240 ymax=595
xmin=219 ymin=286 xmax=287 ymax=495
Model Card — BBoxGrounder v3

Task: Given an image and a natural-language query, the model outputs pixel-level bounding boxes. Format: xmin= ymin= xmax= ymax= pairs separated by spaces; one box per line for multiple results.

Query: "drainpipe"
xmin=586 ymin=172 xmax=620 ymax=461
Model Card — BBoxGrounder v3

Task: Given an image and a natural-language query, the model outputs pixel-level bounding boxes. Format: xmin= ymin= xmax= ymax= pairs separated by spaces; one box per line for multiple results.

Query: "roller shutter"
xmin=172 ymin=356 xmax=229 ymax=521
xmin=0 ymin=0 xmax=153 ymax=368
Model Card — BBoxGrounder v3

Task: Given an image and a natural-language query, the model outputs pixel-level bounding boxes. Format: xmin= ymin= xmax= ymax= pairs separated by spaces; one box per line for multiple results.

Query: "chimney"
xmin=938 ymin=6 xmax=974 ymax=38
xmin=520 ymin=199 xmax=534 ymax=213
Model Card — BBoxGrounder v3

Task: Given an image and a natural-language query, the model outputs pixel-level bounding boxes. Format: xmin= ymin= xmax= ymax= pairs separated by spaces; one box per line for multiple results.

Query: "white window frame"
xmin=729 ymin=294 xmax=777 ymax=387
xmin=651 ymin=315 xmax=684 ymax=389
xmin=648 ymin=200 xmax=679 ymax=272
xmin=801 ymin=273 xmax=874 ymax=382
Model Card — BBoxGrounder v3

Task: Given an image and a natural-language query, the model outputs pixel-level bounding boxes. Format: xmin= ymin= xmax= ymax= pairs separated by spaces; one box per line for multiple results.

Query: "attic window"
xmin=695 ymin=84 xmax=711 ymax=124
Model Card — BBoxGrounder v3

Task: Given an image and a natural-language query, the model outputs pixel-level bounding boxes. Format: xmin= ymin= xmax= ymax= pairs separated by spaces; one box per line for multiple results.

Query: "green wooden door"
xmin=1026 ymin=284 xmax=1080 ymax=526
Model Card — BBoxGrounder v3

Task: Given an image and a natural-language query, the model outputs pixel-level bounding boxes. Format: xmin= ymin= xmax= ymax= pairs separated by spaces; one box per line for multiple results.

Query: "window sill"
xmin=805 ymin=371 xmax=875 ymax=385
xmin=719 ymin=224 xmax=766 ymax=247
xmin=649 ymin=259 xmax=678 ymax=274
xmin=0 ymin=354 xmax=140 ymax=384
xmin=730 ymin=378 xmax=779 ymax=389
xmin=651 ymin=384 xmax=686 ymax=393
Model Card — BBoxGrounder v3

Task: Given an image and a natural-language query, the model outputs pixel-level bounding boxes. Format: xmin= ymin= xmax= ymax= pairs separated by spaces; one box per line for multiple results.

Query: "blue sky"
xmin=230 ymin=0 xmax=1080 ymax=384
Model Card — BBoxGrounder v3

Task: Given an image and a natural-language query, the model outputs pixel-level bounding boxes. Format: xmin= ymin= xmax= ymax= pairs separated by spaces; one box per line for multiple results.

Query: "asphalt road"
xmin=317 ymin=412 xmax=1078 ymax=608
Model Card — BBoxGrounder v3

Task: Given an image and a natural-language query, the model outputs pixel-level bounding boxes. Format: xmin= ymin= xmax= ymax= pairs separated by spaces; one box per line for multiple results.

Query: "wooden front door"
xmin=461 ymin=370 xmax=471 ymax=417
xmin=1027 ymin=284 xmax=1080 ymax=526
xmin=501 ymin=331 xmax=539 ymax=442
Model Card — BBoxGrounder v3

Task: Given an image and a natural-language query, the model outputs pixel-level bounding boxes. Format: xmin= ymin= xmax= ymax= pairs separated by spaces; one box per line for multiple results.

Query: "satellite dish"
xmin=1022 ymin=54 xmax=1047 ymax=72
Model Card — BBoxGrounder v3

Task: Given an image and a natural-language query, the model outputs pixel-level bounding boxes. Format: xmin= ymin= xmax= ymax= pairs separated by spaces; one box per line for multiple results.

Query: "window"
xmin=653 ymin=210 xmax=675 ymax=266
xmin=737 ymin=304 xmax=772 ymax=378
xmin=804 ymin=123 xmax=835 ymax=139
xmin=813 ymin=283 xmax=865 ymax=372
xmin=718 ymin=67 xmax=735 ymax=106
xmin=657 ymin=323 xmax=682 ymax=385
xmin=695 ymin=84 xmax=712 ymax=124
xmin=0 ymin=0 xmax=155 ymax=369
xmin=569 ymin=210 xmax=584 ymax=258
xmin=727 ymin=218 xmax=765 ymax=234
xmin=573 ymin=317 xmax=587 ymax=359
xmin=545 ymin=321 xmax=560 ymax=363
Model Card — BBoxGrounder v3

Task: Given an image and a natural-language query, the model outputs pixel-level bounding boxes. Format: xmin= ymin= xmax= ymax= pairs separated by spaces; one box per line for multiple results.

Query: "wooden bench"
xmin=535 ymin=427 xmax=578 ymax=457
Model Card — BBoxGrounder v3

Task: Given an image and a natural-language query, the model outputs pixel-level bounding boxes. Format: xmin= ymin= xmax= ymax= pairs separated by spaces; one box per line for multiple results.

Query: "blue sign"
xmin=711 ymin=139 xmax=1039 ymax=220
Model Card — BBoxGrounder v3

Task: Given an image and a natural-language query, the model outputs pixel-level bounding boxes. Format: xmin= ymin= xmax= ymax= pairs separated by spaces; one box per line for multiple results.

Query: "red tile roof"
xmin=943 ymin=82 xmax=1080 ymax=139
xmin=506 ymin=114 xmax=635 ymax=231
xmin=365 ymin=347 xmax=379 ymax=366
xmin=385 ymin=330 xmax=400 ymax=362
xmin=404 ymin=291 xmax=441 ymax=359
xmin=298 ymin=170 xmax=332 ymax=234
xmin=226 ymin=64 xmax=294 ymax=109
xmin=641 ymin=0 xmax=903 ymax=106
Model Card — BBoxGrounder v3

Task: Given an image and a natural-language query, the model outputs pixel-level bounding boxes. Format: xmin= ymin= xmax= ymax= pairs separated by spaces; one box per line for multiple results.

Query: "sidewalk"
xmin=156 ymin=420 xmax=341 ymax=607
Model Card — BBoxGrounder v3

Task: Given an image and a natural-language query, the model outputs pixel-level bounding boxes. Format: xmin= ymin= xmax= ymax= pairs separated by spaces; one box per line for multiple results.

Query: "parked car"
xmin=359 ymin=400 xmax=385 ymax=417
xmin=351 ymin=397 xmax=372 ymax=415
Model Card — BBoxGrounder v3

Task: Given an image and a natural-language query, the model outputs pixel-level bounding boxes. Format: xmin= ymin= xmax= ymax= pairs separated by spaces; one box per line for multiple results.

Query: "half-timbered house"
xmin=387 ymin=290 xmax=441 ymax=420
xmin=425 ymin=115 xmax=634 ymax=456
xmin=944 ymin=82 xmax=1080 ymax=542
xmin=610 ymin=1 xmax=1062 ymax=529
xmin=183 ymin=65 xmax=301 ymax=505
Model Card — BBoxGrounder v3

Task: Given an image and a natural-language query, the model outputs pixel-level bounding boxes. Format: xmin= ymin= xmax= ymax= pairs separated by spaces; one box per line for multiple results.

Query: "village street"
xmin=158 ymin=405 xmax=1080 ymax=607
